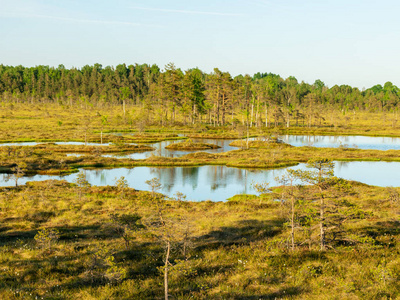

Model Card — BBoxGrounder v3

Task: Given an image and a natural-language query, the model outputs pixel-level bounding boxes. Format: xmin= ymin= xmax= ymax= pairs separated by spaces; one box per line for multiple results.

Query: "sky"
xmin=1 ymin=0 xmax=400 ymax=89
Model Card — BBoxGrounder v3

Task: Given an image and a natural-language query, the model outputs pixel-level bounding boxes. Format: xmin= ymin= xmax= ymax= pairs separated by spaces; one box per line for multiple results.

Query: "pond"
xmin=281 ymin=135 xmax=400 ymax=150
xmin=103 ymin=135 xmax=400 ymax=159
xmin=1 ymin=161 xmax=398 ymax=201
xmin=0 ymin=139 xmax=238 ymax=159
xmin=4 ymin=135 xmax=400 ymax=158
xmin=102 ymin=138 xmax=239 ymax=159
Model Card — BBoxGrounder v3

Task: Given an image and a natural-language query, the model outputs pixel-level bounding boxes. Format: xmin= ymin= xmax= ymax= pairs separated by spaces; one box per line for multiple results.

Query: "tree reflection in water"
xmin=1 ymin=162 xmax=400 ymax=201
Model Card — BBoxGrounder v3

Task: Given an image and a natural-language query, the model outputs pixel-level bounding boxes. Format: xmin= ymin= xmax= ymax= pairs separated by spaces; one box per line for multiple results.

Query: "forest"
xmin=0 ymin=63 xmax=399 ymax=128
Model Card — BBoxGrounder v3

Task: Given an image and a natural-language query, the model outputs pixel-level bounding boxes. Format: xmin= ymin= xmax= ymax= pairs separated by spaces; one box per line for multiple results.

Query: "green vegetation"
xmin=2 ymin=65 xmax=400 ymax=298
xmin=0 ymin=143 xmax=155 ymax=176
xmin=32 ymin=143 xmax=153 ymax=153
xmin=0 ymin=177 xmax=400 ymax=299
xmin=2 ymin=64 xmax=400 ymax=138
xmin=4 ymin=134 xmax=400 ymax=176
xmin=165 ymin=139 xmax=220 ymax=150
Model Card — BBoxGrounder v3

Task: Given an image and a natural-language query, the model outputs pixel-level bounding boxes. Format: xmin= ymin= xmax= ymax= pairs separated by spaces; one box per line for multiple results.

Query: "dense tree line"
xmin=1 ymin=63 xmax=399 ymax=126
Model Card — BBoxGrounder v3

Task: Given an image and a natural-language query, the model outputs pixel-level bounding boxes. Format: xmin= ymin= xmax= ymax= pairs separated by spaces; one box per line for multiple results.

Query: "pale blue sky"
xmin=1 ymin=0 xmax=400 ymax=88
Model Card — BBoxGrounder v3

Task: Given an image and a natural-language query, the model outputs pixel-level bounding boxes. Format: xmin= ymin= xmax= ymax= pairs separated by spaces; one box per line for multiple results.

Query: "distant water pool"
xmin=282 ymin=135 xmax=400 ymax=150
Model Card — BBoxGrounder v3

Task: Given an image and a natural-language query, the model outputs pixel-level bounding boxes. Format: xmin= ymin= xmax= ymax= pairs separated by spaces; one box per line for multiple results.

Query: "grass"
xmin=2 ymin=103 xmax=400 ymax=142
xmin=3 ymin=103 xmax=400 ymax=174
xmin=2 ymin=103 xmax=400 ymax=298
xmin=0 ymin=179 xmax=400 ymax=299
xmin=165 ymin=140 xmax=220 ymax=150
xmin=32 ymin=143 xmax=153 ymax=153
xmin=4 ymin=137 xmax=400 ymax=176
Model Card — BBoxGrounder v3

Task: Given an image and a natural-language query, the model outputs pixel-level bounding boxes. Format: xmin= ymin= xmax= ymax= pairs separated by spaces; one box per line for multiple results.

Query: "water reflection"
xmin=0 ymin=165 xmax=288 ymax=201
xmin=105 ymin=135 xmax=400 ymax=160
xmin=281 ymin=135 xmax=400 ymax=150
xmin=104 ymin=138 xmax=239 ymax=159
xmin=5 ymin=136 xmax=400 ymax=158
xmin=1 ymin=161 xmax=400 ymax=201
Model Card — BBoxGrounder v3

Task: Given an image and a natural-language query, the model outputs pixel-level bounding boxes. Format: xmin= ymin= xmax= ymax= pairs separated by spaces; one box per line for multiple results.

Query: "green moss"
xmin=165 ymin=140 xmax=220 ymax=150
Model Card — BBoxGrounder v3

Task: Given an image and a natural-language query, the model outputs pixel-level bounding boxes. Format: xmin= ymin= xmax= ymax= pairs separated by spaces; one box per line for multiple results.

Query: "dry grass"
xmin=0 ymin=180 xmax=400 ymax=299
xmin=2 ymin=103 xmax=400 ymax=298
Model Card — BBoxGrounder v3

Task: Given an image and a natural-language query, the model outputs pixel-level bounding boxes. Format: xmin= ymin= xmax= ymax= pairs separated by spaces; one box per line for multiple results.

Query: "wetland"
xmin=2 ymin=101 xmax=400 ymax=299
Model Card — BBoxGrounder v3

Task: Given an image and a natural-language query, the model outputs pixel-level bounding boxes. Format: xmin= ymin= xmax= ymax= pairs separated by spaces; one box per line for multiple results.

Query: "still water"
xmin=0 ymin=139 xmax=237 ymax=159
xmin=104 ymin=135 xmax=400 ymax=159
xmin=103 ymin=139 xmax=239 ymax=159
xmin=1 ymin=161 xmax=398 ymax=201
xmin=4 ymin=136 xmax=400 ymax=158
xmin=281 ymin=135 xmax=400 ymax=150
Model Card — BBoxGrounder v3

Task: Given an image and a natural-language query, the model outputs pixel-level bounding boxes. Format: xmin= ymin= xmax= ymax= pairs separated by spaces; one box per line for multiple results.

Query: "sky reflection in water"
xmin=1 ymin=161 xmax=399 ymax=202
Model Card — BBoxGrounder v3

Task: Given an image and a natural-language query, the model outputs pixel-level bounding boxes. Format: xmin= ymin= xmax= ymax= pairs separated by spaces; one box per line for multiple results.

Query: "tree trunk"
xmin=164 ymin=241 xmax=170 ymax=300
xmin=286 ymin=111 xmax=290 ymax=128
xmin=291 ymin=196 xmax=295 ymax=250
xmin=216 ymin=98 xmax=220 ymax=126
xmin=246 ymin=124 xmax=249 ymax=149
xmin=192 ymin=103 xmax=196 ymax=124
xmin=221 ymin=94 xmax=226 ymax=126
xmin=256 ymin=96 xmax=260 ymax=127
xmin=123 ymin=99 xmax=126 ymax=119
xmin=320 ymin=194 xmax=325 ymax=251
xmin=250 ymin=102 xmax=254 ymax=127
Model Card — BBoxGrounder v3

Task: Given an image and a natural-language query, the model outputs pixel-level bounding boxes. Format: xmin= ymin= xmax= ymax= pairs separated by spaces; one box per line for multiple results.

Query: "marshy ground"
xmin=1 ymin=103 xmax=400 ymax=299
